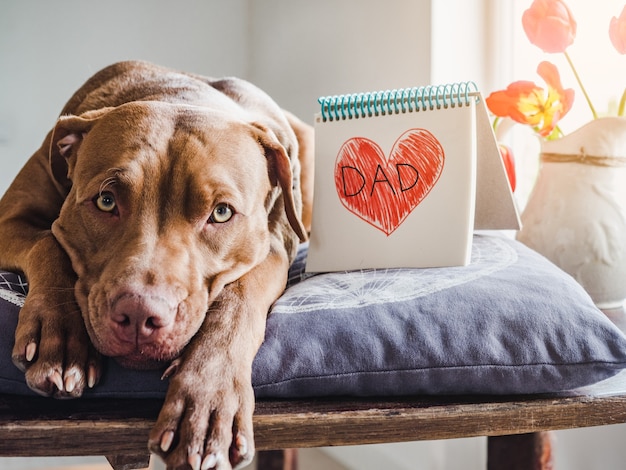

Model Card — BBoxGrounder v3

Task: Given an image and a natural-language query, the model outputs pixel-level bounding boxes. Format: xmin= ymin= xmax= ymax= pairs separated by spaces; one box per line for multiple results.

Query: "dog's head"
xmin=49 ymin=101 xmax=305 ymax=369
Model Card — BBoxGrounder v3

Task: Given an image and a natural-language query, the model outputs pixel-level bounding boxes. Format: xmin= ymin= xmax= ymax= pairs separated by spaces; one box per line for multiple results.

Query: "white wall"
xmin=247 ymin=0 xmax=432 ymax=122
xmin=0 ymin=0 xmax=248 ymax=195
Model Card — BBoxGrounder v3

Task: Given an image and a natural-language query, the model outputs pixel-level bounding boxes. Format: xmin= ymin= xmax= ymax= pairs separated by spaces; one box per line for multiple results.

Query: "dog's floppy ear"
xmin=252 ymin=123 xmax=307 ymax=242
xmin=49 ymin=107 xmax=114 ymax=189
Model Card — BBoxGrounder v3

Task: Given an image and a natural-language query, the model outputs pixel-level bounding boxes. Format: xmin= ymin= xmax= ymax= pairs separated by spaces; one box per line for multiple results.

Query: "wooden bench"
xmin=1 ymin=306 xmax=625 ymax=470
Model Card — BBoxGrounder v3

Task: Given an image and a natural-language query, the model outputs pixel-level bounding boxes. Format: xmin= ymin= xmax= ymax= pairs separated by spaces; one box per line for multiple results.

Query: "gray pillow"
xmin=252 ymin=234 xmax=626 ymax=397
xmin=1 ymin=234 xmax=625 ymax=398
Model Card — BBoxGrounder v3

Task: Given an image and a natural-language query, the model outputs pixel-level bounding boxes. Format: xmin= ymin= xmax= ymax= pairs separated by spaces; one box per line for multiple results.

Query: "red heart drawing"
xmin=335 ymin=128 xmax=445 ymax=235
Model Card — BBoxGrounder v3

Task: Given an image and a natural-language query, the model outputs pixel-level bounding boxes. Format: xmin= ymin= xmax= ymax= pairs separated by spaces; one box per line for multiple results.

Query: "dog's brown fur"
xmin=0 ymin=61 xmax=313 ymax=470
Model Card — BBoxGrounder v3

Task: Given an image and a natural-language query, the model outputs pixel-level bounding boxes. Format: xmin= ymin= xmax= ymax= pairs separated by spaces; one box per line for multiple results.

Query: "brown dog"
xmin=0 ymin=61 xmax=313 ymax=470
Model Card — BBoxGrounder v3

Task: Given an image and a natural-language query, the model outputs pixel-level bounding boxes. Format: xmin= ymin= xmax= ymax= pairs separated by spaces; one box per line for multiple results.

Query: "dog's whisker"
xmin=48 ymin=118 xmax=62 ymax=165
xmin=44 ymin=301 xmax=79 ymax=311
xmin=98 ymin=168 xmax=124 ymax=196
xmin=38 ymin=288 xmax=75 ymax=293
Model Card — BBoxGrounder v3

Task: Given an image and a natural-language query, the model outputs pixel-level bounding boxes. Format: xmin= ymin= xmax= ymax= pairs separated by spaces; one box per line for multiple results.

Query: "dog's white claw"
xmin=201 ymin=453 xmax=217 ymax=470
xmin=64 ymin=373 xmax=76 ymax=394
xmin=25 ymin=342 xmax=37 ymax=362
xmin=161 ymin=359 xmax=180 ymax=380
xmin=88 ymin=364 xmax=98 ymax=388
xmin=188 ymin=453 xmax=201 ymax=470
xmin=50 ymin=370 xmax=64 ymax=392
xmin=160 ymin=430 xmax=175 ymax=452
xmin=231 ymin=434 xmax=249 ymax=469
xmin=236 ymin=434 xmax=248 ymax=456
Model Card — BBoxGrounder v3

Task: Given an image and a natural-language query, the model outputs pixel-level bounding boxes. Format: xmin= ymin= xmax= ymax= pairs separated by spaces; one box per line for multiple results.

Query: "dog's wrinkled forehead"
xmin=81 ymin=101 xmax=261 ymax=160
xmin=71 ymin=101 xmax=271 ymax=196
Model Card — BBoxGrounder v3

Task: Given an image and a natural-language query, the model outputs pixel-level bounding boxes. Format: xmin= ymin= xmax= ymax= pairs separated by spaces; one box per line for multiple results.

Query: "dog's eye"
xmin=209 ymin=203 xmax=233 ymax=223
xmin=94 ymin=192 xmax=117 ymax=213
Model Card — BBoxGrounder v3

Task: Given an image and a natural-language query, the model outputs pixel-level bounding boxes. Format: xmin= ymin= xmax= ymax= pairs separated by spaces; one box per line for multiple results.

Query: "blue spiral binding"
xmin=317 ymin=81 xmax=478 ymax=122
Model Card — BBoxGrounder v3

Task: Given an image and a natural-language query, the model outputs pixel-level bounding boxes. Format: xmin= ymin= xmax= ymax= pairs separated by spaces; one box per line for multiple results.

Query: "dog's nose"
xmin=110 ymin=292 xmax=174 ymax=341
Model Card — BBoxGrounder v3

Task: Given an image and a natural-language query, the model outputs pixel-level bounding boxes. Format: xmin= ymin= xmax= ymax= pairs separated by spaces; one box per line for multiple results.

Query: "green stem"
xmin=492 ymin=116 xmax=501 ymax=133
xmin=618 ymin=88 xmax=626 ymax=117
xmin=564 ymin=50 xmax=597 ymax=119
xmin=541 ymin=124 xmax=565 ymax=140
xmin=554 ymin=124 xmax=565 ymax=138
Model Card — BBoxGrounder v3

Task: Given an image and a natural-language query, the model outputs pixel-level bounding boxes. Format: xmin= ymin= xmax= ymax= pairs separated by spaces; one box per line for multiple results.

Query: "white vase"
xmin=517 ymin=117 xmax=626 ymax=309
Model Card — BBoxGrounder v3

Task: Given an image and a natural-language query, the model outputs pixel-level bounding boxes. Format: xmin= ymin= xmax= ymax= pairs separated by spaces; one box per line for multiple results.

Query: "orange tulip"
xmin=522 ymin=0 xmax=577 ymax=53
xmin=610 ymin=6 xmax=626 ymax=54
xmin=486 ymin=62 xmax=574 ymax=138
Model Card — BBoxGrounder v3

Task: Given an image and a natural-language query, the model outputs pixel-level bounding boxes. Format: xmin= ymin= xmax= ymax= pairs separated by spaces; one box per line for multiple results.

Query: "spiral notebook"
xmin=306 ymin=82 xmax=520 ymax=272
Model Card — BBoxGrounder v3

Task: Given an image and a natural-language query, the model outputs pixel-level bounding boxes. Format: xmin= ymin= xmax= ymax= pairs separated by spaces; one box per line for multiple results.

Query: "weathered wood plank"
xmin=252 ymin=394 xmax=626 ymax=449
xmin=0 ymin=388 xmax=626 ymax=457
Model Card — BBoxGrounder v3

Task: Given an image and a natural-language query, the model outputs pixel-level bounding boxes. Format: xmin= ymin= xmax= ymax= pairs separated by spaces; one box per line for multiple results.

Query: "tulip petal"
xmin=610 ymin=6 xmax=626 ymax=55
xmin=522 ymin=0 xmax=577 ymax=53
xmin=486 ymin=61 xmax=574 ymax=138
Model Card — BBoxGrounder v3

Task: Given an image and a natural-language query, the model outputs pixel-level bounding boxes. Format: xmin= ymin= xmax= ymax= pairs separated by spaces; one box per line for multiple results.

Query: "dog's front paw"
xmin=149 ymin=361 xmax=255 ymax=470
xmin=12 ymin=293 xmax=101 ymax=398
